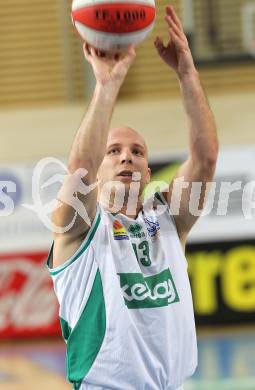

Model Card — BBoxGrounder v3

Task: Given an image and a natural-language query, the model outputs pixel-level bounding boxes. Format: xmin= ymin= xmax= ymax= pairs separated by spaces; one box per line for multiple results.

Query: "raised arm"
xmin=154 ymin=5 xmax=218 ymax=246
xmin=52 ymin=45 xmax=136 ymax=267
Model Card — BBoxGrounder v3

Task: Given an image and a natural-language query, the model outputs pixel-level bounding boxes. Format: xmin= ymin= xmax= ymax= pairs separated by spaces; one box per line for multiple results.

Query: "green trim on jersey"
xmin=155 ymin=192 xmax=178 ymax=230
xmin=155 ymin=191 xmax=166 ymax=205
xmin=66 ymin=269 xmax=106 ymax=389
xmin=60 ymin=317 xmax=72 ymax=342
xmin=46 ymin=209 xmax=101 ymax=276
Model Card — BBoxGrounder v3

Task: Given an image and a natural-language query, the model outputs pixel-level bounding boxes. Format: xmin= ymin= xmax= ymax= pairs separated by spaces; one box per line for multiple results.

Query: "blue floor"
xmin=187 ymin=330 xmax=255 ymax=389
xmin=1 ymin=329 xmax=255 ymax=389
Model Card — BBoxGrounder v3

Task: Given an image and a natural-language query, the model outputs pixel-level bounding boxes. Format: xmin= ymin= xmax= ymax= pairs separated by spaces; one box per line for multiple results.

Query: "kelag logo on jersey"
xmin=118 ymin=268 xmax=180 ymax=309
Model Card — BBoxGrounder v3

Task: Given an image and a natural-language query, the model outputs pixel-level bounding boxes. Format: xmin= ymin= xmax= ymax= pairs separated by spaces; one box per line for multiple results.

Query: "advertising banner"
xmin=150 ymin=147 xmax=255 ymax=326
xmin=0 ymin=147 xmax=254 ymax=338
xmin=187 ymin=239 xmax=255 ymax=325
xmin=0 ymin=159 xmax=62 ymax=339
xmin=0 ymin=251 xmax=60 ymax=339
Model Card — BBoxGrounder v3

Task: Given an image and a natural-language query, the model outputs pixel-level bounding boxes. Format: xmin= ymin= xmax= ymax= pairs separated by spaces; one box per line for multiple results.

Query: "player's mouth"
xmin=117 ymin=170 xmax=133 ymax=180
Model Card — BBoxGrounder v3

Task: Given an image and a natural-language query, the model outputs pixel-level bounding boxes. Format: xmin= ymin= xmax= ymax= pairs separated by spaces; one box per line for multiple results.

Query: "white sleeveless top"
xmin=47 ymin=192 xmax=197 ymax=390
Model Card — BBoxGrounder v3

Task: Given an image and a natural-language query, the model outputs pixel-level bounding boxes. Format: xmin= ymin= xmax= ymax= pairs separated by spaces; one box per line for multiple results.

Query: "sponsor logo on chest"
xmin=113 ymin=220 xmax=129 ymax=240
xmin=128 ymin=223 xmax=146 ymax=239
xmin=144 ymin=216 xmax=160 ymax=240
xmin=118 ymin=268 xmax=180 ymax=309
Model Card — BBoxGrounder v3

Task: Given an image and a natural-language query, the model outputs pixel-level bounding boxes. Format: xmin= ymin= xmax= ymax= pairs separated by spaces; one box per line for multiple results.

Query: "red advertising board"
xmin=0 ymin=251 xmax=61 ymax=339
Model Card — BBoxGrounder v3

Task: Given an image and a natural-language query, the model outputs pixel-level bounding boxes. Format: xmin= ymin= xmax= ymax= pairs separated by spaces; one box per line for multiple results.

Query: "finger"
xmin=165 ymin=14 xmax=183 ymax=39
xmin=154 ymin=40 xmax=171 ymax=62
xmin=83 ymin=42 xmax=89 ymax=54
xmin=166 ymin=5 xmax=183 ymax=31
xmin=126 ymin=44 xmax=136 ymax=58
xmin=154 ymin=36 xmax=167 ymax=54
xmin=154 ymin=36 xmax=166 ymax=48
xmin=85 ymin=42 xmax=92 ymax=55
xmin=166 ymin=16 xmax=187 ymax=43
xmin=169 ymin=26 xmax=184 ymax=48
xmin=94 ymin=48 xmax=106 ymax=57
xmin=83 ymin=43 xmax=91 ymax=62
xmin=122 ymin=45 xmax=136 ymax=64
xmin=113 ymin=47 xmax=136 ymax=75
xmin=90 ymin=46 xmax=97 ymax=57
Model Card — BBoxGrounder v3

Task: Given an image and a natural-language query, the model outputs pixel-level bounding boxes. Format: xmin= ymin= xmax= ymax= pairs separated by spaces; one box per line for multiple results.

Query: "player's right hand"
xmin=83 ymin=43 xmax=136 ymax=88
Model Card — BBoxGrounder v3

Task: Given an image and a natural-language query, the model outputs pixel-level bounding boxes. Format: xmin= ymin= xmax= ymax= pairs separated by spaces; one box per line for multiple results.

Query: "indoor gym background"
xmin=0 ymin=0 xmax=255 ymax=389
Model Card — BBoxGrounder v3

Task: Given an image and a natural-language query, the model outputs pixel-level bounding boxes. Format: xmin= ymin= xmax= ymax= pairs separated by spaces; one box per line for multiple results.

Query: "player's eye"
xmin=133 ymin=149 xmax=143 ymax=156
xmin=108 ymin=148 xmax=120 ymax=155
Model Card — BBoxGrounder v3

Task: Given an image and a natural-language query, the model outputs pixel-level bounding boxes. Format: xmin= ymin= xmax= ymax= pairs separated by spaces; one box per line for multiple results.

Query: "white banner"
xmin=0 ymin=146 xmax=254 ymax=251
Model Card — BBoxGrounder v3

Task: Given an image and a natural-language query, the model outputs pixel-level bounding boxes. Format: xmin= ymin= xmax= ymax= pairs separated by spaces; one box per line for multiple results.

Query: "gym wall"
xmin=0 ymin=0 xmax=254 ymax=338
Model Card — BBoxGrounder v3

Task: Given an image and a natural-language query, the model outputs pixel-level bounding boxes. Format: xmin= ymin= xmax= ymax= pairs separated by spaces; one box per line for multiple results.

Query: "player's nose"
xmin=120 ymin=148 xmax=133 ymax=164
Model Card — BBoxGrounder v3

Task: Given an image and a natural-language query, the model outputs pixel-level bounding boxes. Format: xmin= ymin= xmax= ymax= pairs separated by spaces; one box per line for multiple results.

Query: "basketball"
xmin=71 ymin=0 xmax=156 ymax=52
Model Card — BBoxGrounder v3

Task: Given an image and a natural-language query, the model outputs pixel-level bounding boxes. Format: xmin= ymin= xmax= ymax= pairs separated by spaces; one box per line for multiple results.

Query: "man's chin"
xmin=119 ymin=182 xmax=132 ymax=196
xmin=117 ymin=176 xmax=133 ymax=183
xmin=99 ymin=178 xmax=142 ymax=200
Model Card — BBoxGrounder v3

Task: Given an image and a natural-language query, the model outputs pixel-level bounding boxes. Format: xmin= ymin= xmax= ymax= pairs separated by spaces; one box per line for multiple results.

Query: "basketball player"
xmin=47 ymin=5 xmax=218 ymax=390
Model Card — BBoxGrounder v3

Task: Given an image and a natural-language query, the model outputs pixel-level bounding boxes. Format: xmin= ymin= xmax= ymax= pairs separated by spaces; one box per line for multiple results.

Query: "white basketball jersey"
xmin=47 ymin=192 xmax=197 ymax=390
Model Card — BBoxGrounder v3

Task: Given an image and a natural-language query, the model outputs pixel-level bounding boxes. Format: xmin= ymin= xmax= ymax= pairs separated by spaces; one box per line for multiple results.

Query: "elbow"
xmin=202 ymin=135 xmax=219 ymax=169
xmin=194 ymin=144 xmax=218 ymax=177
xmin=68 ymin=158 xmax=89 ymax=174
xmin=202 ymin=147 xmax=218 ymax=176
xmin=67 ymin=157 xmax=100 ymax=177
xmin=206 ymin=150 xmax=218 ymax=169
xmin=207 ymin=139 xmax=219 ymax=167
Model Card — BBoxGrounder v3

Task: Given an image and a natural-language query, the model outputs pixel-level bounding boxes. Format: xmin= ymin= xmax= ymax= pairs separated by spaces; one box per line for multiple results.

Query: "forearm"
xmin=179 ymin=71 xmax=218 ymax=165
xmin=68 ymin=83 xmax=119 ymax=173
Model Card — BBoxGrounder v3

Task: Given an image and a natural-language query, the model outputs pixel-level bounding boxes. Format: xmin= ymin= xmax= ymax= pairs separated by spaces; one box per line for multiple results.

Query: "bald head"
xmin=107 ymin=126 xmax=148 ymax=158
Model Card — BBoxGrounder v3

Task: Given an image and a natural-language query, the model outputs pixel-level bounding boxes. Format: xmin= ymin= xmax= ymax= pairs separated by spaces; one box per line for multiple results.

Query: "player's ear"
xmin=96 ymin=165 xmax=101 ymax=181
xmin=146 ymin=167 xmax=151 ymax=184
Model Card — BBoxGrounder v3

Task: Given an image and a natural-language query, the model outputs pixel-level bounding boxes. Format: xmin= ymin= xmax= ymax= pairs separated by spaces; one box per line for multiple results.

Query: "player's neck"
xmin=99 ymin=192 xmax=143 ymax=219
xmin=118 ymin=199 xmax=143 ymax=219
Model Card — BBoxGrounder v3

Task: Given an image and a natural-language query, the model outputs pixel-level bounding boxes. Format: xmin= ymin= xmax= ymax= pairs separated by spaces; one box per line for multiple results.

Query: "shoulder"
xmin=50 ymin=204 xmax=102 ymax=270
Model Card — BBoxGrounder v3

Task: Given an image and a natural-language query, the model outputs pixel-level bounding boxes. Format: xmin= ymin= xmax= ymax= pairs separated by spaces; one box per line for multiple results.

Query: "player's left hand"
xmin=154 ymin=5 xmax=196 ymax=78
